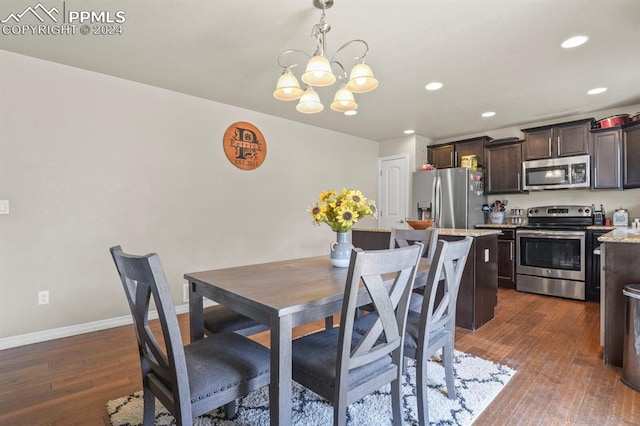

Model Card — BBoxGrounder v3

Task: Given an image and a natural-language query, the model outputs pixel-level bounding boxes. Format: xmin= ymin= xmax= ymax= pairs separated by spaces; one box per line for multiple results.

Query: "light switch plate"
xmin=0 ymin=200 xmax=9 ymax=215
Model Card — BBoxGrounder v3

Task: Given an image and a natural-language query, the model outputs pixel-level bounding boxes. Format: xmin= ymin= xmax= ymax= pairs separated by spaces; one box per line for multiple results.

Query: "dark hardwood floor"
xmin=1 ymin=289 xmax=638 ymax=425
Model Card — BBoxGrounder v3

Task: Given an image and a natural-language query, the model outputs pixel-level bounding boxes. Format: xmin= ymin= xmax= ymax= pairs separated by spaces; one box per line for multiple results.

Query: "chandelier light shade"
xmin=273 ymin=69 xmax=304 ymax=101
xmin=346 ymin=62 xmax=379 ymax=93
xmin=273 ymin=0 xmax=377 ymax=114
xmin=330 ymin=85 xmax=357 ymax=112
xmin=296 ymin=87 xmax=324 ymax=113
xmin=302 ymin=55 xmax=336 ymax=87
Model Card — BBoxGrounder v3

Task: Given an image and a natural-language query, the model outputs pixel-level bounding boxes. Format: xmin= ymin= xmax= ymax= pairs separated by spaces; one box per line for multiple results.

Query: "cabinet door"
xmin=485 ymin=143 xmax=523 ymax=194
xmin=523 ymin=128 xmax=553 ymax=160
xmin=497 ymin=237 xmax=515 ymax=289
xmin=585 ymin=230 xmax=606 ymax=302
xmin=556 ymin=121 xmax=591 ymax=157
xmin=523 ymin=120 xmax=592 ymax=160
xmin=455 ymin=139 xmax=486 ymax=168
xmin=591 ymin=129 xmax=622 ymax=189
xmin=442 ymin=234 xmax=497 ymax=330
xmin=624 ymin=124 xmax=640 ymax=188
xmin=429 ymin=144 xmax=454 ymax=169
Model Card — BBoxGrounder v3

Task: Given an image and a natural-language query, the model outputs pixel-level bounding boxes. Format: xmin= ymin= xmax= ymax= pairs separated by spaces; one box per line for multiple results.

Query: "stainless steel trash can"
xmin=622 ymin=284 xmax=640 ymax=391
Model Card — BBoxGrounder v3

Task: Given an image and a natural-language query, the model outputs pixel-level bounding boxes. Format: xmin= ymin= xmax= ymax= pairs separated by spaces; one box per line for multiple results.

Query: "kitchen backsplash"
xmin=492 ymin=188 xmax=640 ymax=222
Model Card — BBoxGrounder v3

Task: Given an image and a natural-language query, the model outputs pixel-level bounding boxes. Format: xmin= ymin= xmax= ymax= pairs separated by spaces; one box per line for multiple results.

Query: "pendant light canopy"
xmin=273 ymin=0 xmax=378 ymax=114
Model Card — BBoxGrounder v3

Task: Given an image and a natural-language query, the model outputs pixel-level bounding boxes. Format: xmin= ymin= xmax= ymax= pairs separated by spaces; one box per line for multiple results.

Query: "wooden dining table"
xmin=185 ymin=255 xmax=430 ymax=426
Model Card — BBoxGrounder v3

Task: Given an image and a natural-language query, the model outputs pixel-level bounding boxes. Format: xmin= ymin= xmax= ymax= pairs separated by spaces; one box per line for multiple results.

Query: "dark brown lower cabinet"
xmin=497 ymin=229 xmax=516 ymax=289
xmin=586 ymin=230 xmax=607 ymax=302
xmin=603 ymin=241 xmax=640 ymax=367
xmin=352 ymin=229 xmax=498 ymax=330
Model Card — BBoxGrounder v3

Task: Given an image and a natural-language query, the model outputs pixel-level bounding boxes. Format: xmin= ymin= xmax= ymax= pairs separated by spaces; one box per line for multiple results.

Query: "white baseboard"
xmin=0 ymin=300 xmax=217 ymax=351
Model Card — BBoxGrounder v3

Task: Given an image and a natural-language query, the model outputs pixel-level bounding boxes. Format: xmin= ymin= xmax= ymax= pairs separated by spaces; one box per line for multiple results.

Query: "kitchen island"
xmin=598 ymin=228 xmax=640 ymax=366
xmin=352 ymin=227 xmax=500 ymax=330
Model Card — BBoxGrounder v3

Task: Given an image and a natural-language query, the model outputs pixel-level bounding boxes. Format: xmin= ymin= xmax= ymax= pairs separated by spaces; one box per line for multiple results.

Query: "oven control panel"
xmin=527 ymin=205 xmax=592 ymax=218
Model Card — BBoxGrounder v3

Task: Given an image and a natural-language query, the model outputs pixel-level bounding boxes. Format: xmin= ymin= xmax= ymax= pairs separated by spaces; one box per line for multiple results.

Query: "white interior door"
xmin=378 ymin=154 xmax=409 ymax=229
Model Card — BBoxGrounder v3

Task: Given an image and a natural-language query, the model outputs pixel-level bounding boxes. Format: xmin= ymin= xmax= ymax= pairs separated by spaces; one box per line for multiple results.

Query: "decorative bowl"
xmin=406 ymin=219 xmax=434 ymax=230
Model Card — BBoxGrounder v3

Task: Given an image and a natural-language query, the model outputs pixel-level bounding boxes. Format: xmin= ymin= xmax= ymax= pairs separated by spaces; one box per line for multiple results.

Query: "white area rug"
xmin=107 ymin=350 xmax=515 ymax=426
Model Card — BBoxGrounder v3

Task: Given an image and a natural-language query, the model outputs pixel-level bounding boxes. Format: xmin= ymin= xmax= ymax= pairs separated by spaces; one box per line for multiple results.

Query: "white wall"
xmin=0 ymin=50 xmax=379 ymax=339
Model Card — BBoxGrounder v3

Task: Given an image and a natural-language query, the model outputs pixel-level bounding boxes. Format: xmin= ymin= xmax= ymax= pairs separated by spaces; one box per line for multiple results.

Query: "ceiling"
xmin=1 ymin=0 xmax=640 ymax=142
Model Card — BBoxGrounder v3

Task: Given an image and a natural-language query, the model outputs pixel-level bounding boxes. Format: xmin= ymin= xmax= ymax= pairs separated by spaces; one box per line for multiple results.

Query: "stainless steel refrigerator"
xmin=413 ymin=167 xmax=486 ymax=229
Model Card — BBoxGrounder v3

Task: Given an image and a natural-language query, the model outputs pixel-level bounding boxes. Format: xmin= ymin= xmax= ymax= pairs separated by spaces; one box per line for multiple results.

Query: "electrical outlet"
xmin=183 ymin=284 xmax=189 ymax=303
xmin=38 ymin=290 xmax=49 ymax=305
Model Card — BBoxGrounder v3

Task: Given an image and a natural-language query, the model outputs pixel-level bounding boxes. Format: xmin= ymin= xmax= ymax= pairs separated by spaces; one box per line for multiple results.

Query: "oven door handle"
xmin=517 ymin=230 xmax=585 ymax=239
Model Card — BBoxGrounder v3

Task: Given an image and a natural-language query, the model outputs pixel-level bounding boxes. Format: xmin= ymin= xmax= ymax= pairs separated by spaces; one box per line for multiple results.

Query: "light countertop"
xmin=598 ymin=227 xmax=640 ymax=244
xmin=353 ymin=227 xmax=502 ymax=237
xmin=588 ymin=225 xmax=617 ymax=231
xmin=477 ymin=224 xmax=618 ymax=231
xmin=476 ymin=224 xmax=517 ymax=229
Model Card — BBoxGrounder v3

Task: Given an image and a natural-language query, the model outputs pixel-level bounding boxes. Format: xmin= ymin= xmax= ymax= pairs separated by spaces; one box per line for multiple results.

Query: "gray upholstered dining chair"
xmin=290 ymin=243 xmax=423 ymax=426
xmin=358 ymin=227 xmax=439 ymax=316
xmin=389 ymin=227 xmax=440 ymax=259
xmin=110 ymin=245 xmax=270 ymax=426
xmin=404 ymin=236 xmax=473 ymax=426
xmin=389 ymin=227 xmax=440 ymax=311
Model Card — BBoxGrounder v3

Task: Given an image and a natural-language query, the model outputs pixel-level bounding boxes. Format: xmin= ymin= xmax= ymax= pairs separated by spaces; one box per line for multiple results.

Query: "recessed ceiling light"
xmin=344 ymin=110 xmax=358 ymax=116
xmin=481 ymin=111 xmax=496 ymax=118
xmin=403 ymin=129 xmax=415 ymax=135
xmin=425 ymin=82 xmax=443 ymax=91
xmin=561 ymin=35 xmax=589 ymax=48
xmin=587 ymin=87 xmax=607 ymax=95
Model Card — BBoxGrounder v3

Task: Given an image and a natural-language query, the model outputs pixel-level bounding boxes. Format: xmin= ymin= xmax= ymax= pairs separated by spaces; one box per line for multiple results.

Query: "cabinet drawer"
xmin=498 ymin=229 xmax=515 ymax=240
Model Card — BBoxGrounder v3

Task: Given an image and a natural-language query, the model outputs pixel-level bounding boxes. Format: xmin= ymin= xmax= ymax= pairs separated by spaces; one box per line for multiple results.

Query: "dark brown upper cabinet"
xmin=484 ymin=140 xmax=524 ymax=194
xmin=427 ymin=136 xmax=491 ymax=169
xmin=428 ymin=144 xmax=455 ymax=169
xmin=623 ymin=121 xmax=640 ymax=188
xmin=522 ymin=119 xmax=594 ymax=161
xmin=590 ymin=127 xmax=623 ymax=190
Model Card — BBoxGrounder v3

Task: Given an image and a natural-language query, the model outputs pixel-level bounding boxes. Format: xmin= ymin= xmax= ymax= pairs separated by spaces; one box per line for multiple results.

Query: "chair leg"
xmin=224 ymin=400 xmax=237 ymax=419
xmin=325 ymin=315 xmax=334 ymax=330
xmin=416 ymin=352 xmax=430 ymax=426
xmin=443 ymin=341 xmax=456 ymax=399
xmin=334 ymin=401 xmax=347 ymax=426
xmin=391 ymin=376 xmax=403 ymax=426
xmin=142 ymin=387 xmax=155 ymax=426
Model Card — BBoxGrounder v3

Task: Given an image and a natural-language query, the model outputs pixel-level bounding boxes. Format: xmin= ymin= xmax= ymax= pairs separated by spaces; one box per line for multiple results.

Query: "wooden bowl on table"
xmin=406 ymin=219 xmax=434 ymax=230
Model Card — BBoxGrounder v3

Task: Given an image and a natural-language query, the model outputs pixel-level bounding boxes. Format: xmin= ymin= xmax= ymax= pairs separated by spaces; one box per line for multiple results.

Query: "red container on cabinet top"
xmin=597 ymin=114 xmax=630 ymax=129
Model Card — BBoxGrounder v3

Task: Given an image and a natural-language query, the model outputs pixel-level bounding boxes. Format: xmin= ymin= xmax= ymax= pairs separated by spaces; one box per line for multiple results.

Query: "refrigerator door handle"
xmin=431 ymin=175 xmax=438 ymax=226
xmin=435 ymin=175 xmax=443 ymax=227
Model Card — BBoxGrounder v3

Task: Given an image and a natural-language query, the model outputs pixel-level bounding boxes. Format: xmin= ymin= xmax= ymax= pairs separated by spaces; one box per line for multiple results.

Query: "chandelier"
xmin=272 ymin=0 xmax=378 ymax=115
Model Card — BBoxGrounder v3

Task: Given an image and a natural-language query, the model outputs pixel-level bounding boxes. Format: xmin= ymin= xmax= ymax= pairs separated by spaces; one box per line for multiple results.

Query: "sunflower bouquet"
xmin=309 ymin=189 xmax=377 ymax=233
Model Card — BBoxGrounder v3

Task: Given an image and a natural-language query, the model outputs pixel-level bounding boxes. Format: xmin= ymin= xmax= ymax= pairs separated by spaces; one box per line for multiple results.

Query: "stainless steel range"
xmin=516 ymin=205 xmax=593 ymax=300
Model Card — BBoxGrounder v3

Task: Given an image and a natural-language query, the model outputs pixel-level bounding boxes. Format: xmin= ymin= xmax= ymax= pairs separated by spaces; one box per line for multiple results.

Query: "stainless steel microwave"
xmin=522 ymin=154 xmax=590 ymax=190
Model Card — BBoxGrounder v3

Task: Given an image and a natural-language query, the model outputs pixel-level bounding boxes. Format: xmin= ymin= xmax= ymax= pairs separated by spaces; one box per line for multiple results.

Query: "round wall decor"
xmin=223 ymin=121 xmax=267 ymax=170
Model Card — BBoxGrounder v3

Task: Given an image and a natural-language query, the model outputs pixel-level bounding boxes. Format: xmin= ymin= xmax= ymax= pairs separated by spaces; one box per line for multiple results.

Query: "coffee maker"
xmin=593 ymin=204 xmax=605 ymax=225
